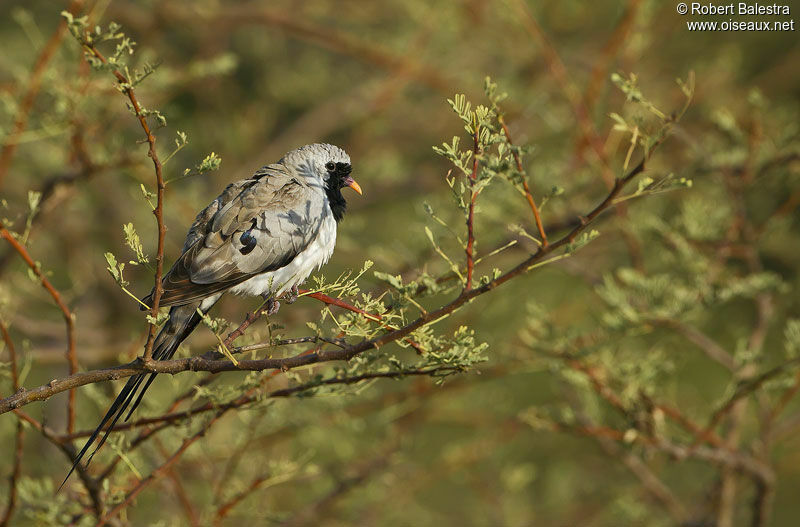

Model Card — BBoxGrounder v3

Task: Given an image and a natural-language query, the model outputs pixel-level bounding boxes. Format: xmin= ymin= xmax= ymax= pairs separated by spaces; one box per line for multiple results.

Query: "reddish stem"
xmin=0 ymin=224 xmax=77 ymax=432
xmin=301 ymin=290 xmax=424 ymax=352
xmin=499 ymin=116 xmax=549 ymax=247
xmin=464 ymin=127 xmax=480 ymax=290
xmin=81 ymin=42 xmax=166 ymax=363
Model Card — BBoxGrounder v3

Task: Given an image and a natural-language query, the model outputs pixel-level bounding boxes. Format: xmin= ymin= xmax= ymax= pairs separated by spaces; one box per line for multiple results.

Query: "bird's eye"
xmin=325 ymin=162 xmax=336 ymax=171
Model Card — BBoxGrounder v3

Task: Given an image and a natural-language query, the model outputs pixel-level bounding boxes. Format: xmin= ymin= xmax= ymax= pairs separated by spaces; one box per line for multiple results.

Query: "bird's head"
xmin=282 ymin=143 xmax=362 ymax=196
xmin=281 ymin=143 xmax=361 ymax=222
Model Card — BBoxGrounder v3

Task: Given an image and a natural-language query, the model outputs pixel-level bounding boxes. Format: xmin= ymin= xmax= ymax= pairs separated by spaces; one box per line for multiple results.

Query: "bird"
xmin=61 ymin=143 xmax=361 ymax=488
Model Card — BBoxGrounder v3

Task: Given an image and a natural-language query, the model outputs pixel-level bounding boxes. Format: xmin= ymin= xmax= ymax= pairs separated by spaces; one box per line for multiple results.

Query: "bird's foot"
xmin=283 ymin=285 xmax=299 ymax=305
xmin=266 ymin=298 xmax=281 ymax=316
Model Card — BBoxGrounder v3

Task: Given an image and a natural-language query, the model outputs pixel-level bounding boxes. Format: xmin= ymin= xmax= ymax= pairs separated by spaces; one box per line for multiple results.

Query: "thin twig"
xmin=689 ymin=357 xmax=800 ymax=451
xmin=278 ymin=448 xmax=395 ymax=527
xmin=464 ymin=126 xmax=480 ymax=290
xmin=0 ymin=320 xmax=23 ymax=527
xmin=222 ymin=300 xmax=271 ymax=347
xmin=96 ymin=412 xmax=225 ymax=526
xmin=498 ymin=116 xmax=548 ymax=246
xmin=155 ymin=439 xmax=201 ymax=527
xmin=653 ymin=318 xmax=737 ymax=371
xmin=94 ymin=366 xmax=438 ymax=525
xmin=510 ymin=0 xmax=615 ymax=187
xmin=0 ymin=0 xmax=84 ymax=189
xmin=301 ymin=290 xmax=423 ymax=352
xmin=192 ymin=5 xmax=450 ymax=93
xmin=0 ymin=222 xmax=77 ymax=432
xmin=79 ymin=40 xmax=166 ymax=363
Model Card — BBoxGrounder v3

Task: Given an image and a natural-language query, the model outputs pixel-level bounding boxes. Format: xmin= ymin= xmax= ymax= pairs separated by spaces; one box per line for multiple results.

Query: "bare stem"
xmin=0 ymin=223 xmax=77 ymax=431
xmin=464 ymin=126 xmax=480 ymax=290
xmin=498 ymin=116 xmax=548 ymax=246
xmin=80 ymin=41 xmax=166 ymax=364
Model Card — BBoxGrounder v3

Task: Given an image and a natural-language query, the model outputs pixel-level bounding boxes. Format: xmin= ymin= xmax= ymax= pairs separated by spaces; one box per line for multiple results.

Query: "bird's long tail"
xmin=60 ymin=300 xmax=214 ymax=490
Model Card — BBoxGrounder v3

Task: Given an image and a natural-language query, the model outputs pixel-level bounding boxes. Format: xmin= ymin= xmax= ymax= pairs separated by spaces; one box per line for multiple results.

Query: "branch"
xmin=0 ymin=320 xmax=23 ymax=527
xmin=0 ymin=134 xmax=671 ymax=415
xmin=0 ymin=156 xmax=135 ymax=278
xmin=221 ymin=300 xmax=271 ymax=347
xmin=155 ymin=439 xmax=201 ymax=527
xmin=7 ymin=152 xmax=651 ymax=418
xmin=689 ymin=357 xmax=800 ymax=450
xmin=79 ymin=39 xmax=166 ymax=363
xmin=653 ymin=318 xmax=737 ymax=371
xmin=277 ymin=448 xmax=395 ymax=527
xmin=94 ymin=367 xmax=439 ymax=525
xmin=498 ymin=115 xmax=548 ymax=246
xmin=96 ymin=411 xmax=225 ymax=526
xmin=543 ymin=417 xmax=773 ymax=483
xmin=464 ymin=126 xmax=480 ymax=290
xmin=510 ymin=0 xmax=615 ymax=187
xmin=0 ymin=0 xmax=84 ymax=189
xmin=195 ymin=5 xmax=450 ymax=93
xmin=0 ymin=222 xmax=77 ymax=432
xmin=300 ymin=290 xmax=424 ymax=352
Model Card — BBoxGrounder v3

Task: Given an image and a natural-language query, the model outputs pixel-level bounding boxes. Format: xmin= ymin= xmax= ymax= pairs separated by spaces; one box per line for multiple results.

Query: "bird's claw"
xmin=283 ymin=285 xmax=299 ymax=305
xmin=267 ymin=298 xmax=281 ymax=316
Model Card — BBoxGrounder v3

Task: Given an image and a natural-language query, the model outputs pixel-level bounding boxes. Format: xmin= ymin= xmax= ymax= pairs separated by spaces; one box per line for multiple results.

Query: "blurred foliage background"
xmin=0 ymin=0 xmax=799 ymax=525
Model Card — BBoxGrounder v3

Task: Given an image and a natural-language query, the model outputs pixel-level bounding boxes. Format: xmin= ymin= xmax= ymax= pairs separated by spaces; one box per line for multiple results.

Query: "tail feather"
xmin=59 ymin=302 xmax=207 ymax=491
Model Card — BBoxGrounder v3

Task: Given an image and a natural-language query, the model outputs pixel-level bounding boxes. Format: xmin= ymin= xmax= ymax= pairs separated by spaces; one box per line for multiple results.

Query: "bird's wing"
xmin=146 ymin=165 xmax=326 ymax=307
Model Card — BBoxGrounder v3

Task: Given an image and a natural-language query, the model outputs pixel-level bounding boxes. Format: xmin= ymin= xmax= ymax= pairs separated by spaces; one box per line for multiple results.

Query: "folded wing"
xmin=143 ymin=166 xmax=324 ymax=307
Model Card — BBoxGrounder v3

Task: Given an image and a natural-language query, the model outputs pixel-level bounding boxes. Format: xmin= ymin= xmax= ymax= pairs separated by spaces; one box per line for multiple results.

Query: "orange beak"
xmin=344 ymin=176 xmax=363 ymax=195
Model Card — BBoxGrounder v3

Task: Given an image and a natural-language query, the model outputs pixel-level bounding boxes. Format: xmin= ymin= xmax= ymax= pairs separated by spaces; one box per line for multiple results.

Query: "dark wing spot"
xmin=239 ymin=219 xmax=258 ymax=255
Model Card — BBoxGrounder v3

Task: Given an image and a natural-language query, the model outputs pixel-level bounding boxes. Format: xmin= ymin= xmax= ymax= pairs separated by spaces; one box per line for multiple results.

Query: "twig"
xmin=570 ymin=405 xmax=686 ymax=523
xmin=222 ymin=300 xmax=271 ymax=347
xmin=498 ymin=116 xmax=548 ymax=246
xmin=93 ymin=365 xmax=434 ymax=525
xmin=654 ymin=402 xmax=725 ymax=449
xmin=155 ymin=439 xmax=201 ymax=527
xmin=96 ymin=412 xmax=225 ymax=526
xmin=0 ymin=320 xmax=23 ymax=527
xmin=464 ymin=126 xmax=480 ymax=290
xmin=0 ymin=159 xmax=132 ymax=276
xmin=543 ymin=417 xmax=772 ymax=483
xmin=79 ymin=40 xmax=166 ymax=363
xmin=765 ymin=370 xmax=800 ymax=426
xmin=689 ymin=357 xmax=800 ymax=451
xmin=278 ymin=448 xmax=395 ymax=527
xmin=562 ymin=355 xmax=628 ymax=415
xmin=0 ymin=0 xmax=84 ymax=189
xmin=196 ymin=5 xmax=450 ymax=93
xmin=653 ymin=318 xmax=737 ymax=371
xmin=583 ymin=0 xmax=643 ymax=114
xmin=510 ymin=0 xmax=615 ymax=187
xmin=0 ymin=222 xmax=77 ymax=432
xmin=214 ymin=470 xmax=306 ymax=525
xmin=300 ymin=290 xmax=423 ymax=352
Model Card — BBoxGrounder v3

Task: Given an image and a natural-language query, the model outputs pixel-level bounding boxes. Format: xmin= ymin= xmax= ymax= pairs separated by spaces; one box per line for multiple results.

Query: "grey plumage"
xmin=61 ymin=144 xmax=360 ymax=488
